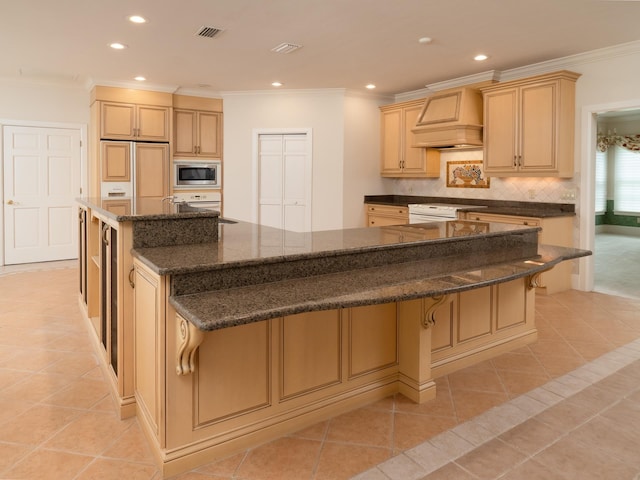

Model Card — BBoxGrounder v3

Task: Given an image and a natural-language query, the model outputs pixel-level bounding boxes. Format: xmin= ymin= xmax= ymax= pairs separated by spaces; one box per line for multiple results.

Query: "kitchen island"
xmin=132 ymin=220 xmax=588 ymax=476
xmin=77 ymin=198 xmax=589 ymax=477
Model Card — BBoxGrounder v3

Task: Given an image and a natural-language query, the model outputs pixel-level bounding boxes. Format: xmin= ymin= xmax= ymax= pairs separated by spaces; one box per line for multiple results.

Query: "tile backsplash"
xmin=392 ymin=149 xmax=579 ymax=205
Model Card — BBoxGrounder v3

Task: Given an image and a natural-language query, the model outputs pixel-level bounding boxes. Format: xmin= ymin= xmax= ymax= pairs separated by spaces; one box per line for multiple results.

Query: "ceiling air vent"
xmin=270 ymin=42 xmax=302 ymax=54
xmin=196 ymin=26 xmax=224 ymax=38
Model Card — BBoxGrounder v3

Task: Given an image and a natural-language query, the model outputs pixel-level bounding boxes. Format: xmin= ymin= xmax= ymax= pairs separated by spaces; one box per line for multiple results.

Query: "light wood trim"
xmin=91 ymin=85 xmax=173 ymax=106
xmin=173 ymin=94 xmax=223 ymax=112
xmin=479 ymin=70 xmax=581 ymax=94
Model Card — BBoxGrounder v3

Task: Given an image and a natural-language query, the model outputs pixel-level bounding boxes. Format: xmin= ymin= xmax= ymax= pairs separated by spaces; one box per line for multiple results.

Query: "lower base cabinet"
xmin=462 ymin=212 xmax=574 ymax=293
xmin=132 ymin=259 xmax=537 ymax=478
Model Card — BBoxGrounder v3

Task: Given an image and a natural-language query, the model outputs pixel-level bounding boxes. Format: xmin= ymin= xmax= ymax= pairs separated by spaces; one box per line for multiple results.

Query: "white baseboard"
xmin=597 ymin=225 xmax=640 ymax=237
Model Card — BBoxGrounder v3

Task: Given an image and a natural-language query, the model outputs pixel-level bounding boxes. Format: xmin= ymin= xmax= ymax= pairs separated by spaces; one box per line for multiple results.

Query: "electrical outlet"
xmin=528 ymin=189 xmax=536 ymax=199
xmin=561 ymin=189 xmax=577 ymax=200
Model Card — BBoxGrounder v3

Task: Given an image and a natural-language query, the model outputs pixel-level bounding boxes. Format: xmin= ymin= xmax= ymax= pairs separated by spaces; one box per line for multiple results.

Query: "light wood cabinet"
xmin=174 ymin=109 xmax=222 ymax=158
xmin=100 ymin=102 xmax=170 ymax=142
xmin=429 ymin=277 xmax=535 ymax=377
xmin=81 ymin=211 xmax=135 ymax=419
xmin=101 ymin=141 xmax=131 ymax=182
xmin=462 ymin=211 xmax=574 ymax=293
xmin=135 ymin=143 xmax=169 ymax=199
xmin=480 ymin=71 xmax=580 ymax=177
xmin=380 ymin=99 xmax=440 ymax=177
xmin=366 ymin=204 xmax=409 ymax=227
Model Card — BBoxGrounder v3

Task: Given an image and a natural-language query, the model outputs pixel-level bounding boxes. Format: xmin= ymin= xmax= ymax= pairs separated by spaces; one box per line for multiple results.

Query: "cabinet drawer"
xmin=367 ymin=205 xmax=409 ymax=216
xmin=466 ymin=212 xmax=540 ymax=227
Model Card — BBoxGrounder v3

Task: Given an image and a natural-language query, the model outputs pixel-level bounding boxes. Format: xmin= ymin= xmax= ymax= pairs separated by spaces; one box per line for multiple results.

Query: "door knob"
xmin=6 ymin=200 xmax=14 ymax=205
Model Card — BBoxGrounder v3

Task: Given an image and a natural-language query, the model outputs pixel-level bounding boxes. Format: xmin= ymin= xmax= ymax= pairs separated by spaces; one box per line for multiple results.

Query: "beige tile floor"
xmin=0 ymin=255 xmax=638 ymax=479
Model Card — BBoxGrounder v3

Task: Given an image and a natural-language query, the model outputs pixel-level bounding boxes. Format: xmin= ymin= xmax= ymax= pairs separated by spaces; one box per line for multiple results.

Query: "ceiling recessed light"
xmin=109 ymin=42 xmax=128 ymax=50
xmin=271 ymin=82 xmax=283 ymax=87
xmin=134 ymin=76 xmax=146 ymax=81
xmin=366 ymin=84 xmax=376 ymax=89
xmin=474 ymin=54 xmax=488 ymax=61
xmin=418 ymin=37 xmax=432 ymax=44
xmin=128 ymin=15 xmax=147 ymax=24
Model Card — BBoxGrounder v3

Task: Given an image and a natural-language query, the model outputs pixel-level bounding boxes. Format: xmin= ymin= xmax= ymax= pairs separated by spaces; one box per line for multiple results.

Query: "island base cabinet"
xmin=429 ymin=278 xmax=537 ymax=378
xmin=133 ymin=264 xmax=538 ymax=478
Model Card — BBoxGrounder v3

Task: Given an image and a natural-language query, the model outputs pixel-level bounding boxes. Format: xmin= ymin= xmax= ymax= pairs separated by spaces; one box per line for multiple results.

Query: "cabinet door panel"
xmin=520 ymin=83 xmax=556 ymax=171
xmin=496 ymin=279 xmax=526 ymax=331
xmin=198 ymin=112 xmax=221 ymax=157
xmin=135 ymin=143 xmax=168 ymax=199
xmin=101 ymin=142 xmax=131 ymax=182
xmin=101 ymin=103 xmax=135 ymax=139
xmin=457 ymin=287 xmax=492 ymax=342
xmin=381 ymin=109 xmax=402 ymax=173
xmin=349 ymin=303 xmax=397 ymax=377
xmin=483 ymin=89 xmax=518 ymax=172
xmin=431 ymin=299 xmax=455 ymax=352
xmin=402 ymin=105 xmax=426 ymax=173
xmin=136 ymin=105 xmax=169 ymax=141
xmin=281 ymin=310 xmax=341 ymax=398
xmin=174 ymin=110 xmax=197 ymax=156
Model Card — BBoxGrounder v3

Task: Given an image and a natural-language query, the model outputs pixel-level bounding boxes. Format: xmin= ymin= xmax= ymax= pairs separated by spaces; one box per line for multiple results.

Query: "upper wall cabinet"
xmin=174 ymin=110 xmax=221 ymax=158
xmin=101 ymin=102 xmax=170 ymax=142
xmin=172 ymin=95 xmax=223 ymax=159
xmin=380 ymin=99 xmax=440 ymax=178
xmin=480 ymin=71 xmax=580 ymax=178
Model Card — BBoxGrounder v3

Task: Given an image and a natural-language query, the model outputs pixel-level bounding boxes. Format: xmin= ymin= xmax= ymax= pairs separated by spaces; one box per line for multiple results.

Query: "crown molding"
xmin=499 ymin=39 xmax=640 ymax=82
xmin=87 ymin=78 xmax=179 ymax=93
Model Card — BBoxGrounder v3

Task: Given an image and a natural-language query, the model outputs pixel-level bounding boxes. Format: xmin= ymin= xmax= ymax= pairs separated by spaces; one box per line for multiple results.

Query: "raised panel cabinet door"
xmin=197 ymin=112 xmax=221 ymax=157
xmin=101 ymin=141 xmax=131 ymax=182
xmin=483 ymin=88 xmax=518 ymax=173
xmin=136 ymin=105 xmax=170 ymax=141
xmin=101 ymin=102 xmax=136 ymax=139
xmin=135 ymin=143 xmax=168 ymax=199
xmin=349 ymin=303 xmax=397 ymax=377
xmin=519 ymin=82 xmax=557 ymax=172
xmin=402 ymin=104 xmax=427 ymax=174
xmin=173 ymin=109 xmax=197 ymax=156
xmin=381 ymin=109 xmax=403 ymax=173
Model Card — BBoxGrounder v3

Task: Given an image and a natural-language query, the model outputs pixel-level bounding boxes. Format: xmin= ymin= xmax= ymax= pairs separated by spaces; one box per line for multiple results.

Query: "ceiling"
xmin=2 ymin=0 xmax=640 ymax=97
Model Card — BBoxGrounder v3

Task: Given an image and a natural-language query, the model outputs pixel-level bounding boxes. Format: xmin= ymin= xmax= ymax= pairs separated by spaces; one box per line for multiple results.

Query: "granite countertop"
xmin=169 ymin=244 xmax=590 ymax=331
xmin=364 ymin=195 xmax=575 ymax=218
xmin=132 ymin=219 xmax=541 ymax=276
xmin=131 ymin=215 xmax=591 ymax=332
xmin=77 ymin=196 xmax=220 ymax=222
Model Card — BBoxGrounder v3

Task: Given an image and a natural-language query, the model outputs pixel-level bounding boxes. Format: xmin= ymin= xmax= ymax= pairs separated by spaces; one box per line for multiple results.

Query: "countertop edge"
xmin=170 ymin=245 xmax=591 ymax=332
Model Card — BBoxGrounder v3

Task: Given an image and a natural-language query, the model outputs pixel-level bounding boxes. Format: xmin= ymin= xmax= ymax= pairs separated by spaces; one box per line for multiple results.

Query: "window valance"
xmin=597 ymin=132 xmax=640 ymax=152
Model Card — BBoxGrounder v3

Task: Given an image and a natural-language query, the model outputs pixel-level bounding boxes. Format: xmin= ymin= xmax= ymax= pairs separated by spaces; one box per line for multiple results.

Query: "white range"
xmin=408 ymin=203 xmax=486 ymax=223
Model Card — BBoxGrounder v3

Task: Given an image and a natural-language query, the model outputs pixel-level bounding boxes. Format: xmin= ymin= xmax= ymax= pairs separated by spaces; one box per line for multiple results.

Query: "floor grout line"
xmin=353 ymin=340 xmax=640 ymax=480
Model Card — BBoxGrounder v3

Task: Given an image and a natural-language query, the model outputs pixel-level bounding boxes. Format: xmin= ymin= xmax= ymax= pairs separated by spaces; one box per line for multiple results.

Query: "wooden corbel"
xmin=176 ymin=316 xmax=204 ymax=375
xmin=422 ymin=295 xmax=449 ymax=329
xmin=527 ymin=266 xmax=554 ymax=290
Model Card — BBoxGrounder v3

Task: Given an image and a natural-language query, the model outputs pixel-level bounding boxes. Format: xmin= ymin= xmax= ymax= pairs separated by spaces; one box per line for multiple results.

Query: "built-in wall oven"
xmin=174 ymin=160 xmax=221 ymax=189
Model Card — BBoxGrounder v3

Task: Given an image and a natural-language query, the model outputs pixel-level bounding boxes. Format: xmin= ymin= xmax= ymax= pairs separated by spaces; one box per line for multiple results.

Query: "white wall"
xmin=342 ymin=93 xmax=393 ymax=228
xmin=0 ymin=80 xmax=89 ymax=124
xmin=222 ymin=89 xmax=371 ymax=231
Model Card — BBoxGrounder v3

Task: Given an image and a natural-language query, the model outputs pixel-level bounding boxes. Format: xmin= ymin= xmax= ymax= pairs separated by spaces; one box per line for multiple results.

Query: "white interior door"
xmin=3 ymin=126 xmax=81 ymax=264
xmin=258 ymin=133 xmax=311 ymax=232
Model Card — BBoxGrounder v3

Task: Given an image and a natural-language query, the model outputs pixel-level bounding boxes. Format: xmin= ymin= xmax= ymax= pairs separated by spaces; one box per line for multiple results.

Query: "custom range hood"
xmin=411 ymin=87 xmax=483 ymax=148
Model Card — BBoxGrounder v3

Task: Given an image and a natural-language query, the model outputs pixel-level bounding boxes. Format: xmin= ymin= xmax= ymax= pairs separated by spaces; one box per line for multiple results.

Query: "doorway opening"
xmin=580 ymin=103 xmax=640 ymax=299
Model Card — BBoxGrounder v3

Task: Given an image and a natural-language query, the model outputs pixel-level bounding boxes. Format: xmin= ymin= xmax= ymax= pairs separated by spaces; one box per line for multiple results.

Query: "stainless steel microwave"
xmin=174 ymin=160 xmax=221 ymax=189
